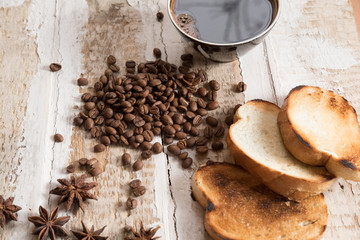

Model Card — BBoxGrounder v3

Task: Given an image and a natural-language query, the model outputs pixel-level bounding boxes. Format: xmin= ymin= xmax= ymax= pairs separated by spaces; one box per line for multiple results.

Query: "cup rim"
xmin=167 ymin=0 xmax=281 ymax=47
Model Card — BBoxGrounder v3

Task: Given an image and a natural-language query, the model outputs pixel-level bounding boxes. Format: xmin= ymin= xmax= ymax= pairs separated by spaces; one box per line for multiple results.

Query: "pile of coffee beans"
xmin=74 ymin=50 xmax=225 ymax=169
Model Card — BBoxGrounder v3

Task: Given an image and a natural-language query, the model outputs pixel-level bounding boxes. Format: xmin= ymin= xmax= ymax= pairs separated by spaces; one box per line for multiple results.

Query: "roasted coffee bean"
xmin=78 ymin=77 xmax=89 ymax=86
xmin=81 ymin=93 xmax=92 ymax=102
xmin=90 ymin=127 xmax=100 ymax=138
xmin=49 ymin=63 xmax=62 ymax=72
xmin=94 ymin=143 xmax=106 ymax=152
xmin=122 ymin=153 xmax=132 ymax=165
xmin=197 ymin=98 xmax=206 ymax=108
xmin=179 ymin=66 xmax=189 ymax=74
xmin=189 ymin=101 xmax=198 ymax=112
xmin=120 ymin=135 xmax=130 ymax=146
xmin=150 ymin=79 xmax=162 ymax=87
xmin=100 ymin=136 xmax=111 ymax=146
xmin=105 ymin=126 xmax=117 ymax=135
xmin=107 ymin=55 xmax=116 ymax=65
xmin=54 ymin=133 xmax=64 ymax=143
xmin=173 ymin=124 xmax=182 ymax=132
xmin=182 ymin=157 xmax=193 ymax=169
xmin=88 ymin=109 xmax=99 ymax=119
xmin=142 ymin=130 xmax=154 ymax=142
xmin=109 ymin=135 xmax=119 ymax=143
xmin=167 ymin=145 xmax=181 ymax=155
xmin=177 ymin=140 xmax=187 ymax=150
xmin=225 ymin=115 xmax=234 ymax=126
xmin=133 ymin=117 xmax=145 ymax=127
xmin=209 ymin=80 xmax=220 ymax=91
xmin=74 ymin=117 xmax=84 ymax=126
xmin=103 ymin=108 xmax=114 ymax=119
xmin=126 ymin=60 xmax=136 ymax=68
xmin=214 ymin=126 xmax=225 ymax=137
xmin=84 ymin=118 xmax=94 ymax=130
xmin=178 ymin=152 xmax=188 ymax=160
xmin=186 ymin=137 xmax=196 ymax=148
xmin=109 ymin=64 xmax=120 ymax=72
xmin=154 ymin=121 xmax=163 ymax=128
xmin=152 ymin=127 xmax=161 ymax=135
xmin=132 ymin=159 xmax=144 ymax=171
xmin=140 ymin=142 xmax=152 ymax=151
xmin=192 ymin=115 xmax=202 ymax=126
xmin=196 ymin=137 xmax=208 ymax=146
xmin=152 ymin=142 xmax=163 ymax=154
xmin=205 ymin=117 xmax=218 ymax=128
xmin=185 ymin=111 xmax=196 ymax=119
xmin=181 ymin=53 xmax=193 ymax=61
xmin=237 ymin=82 xmax=247 ymax=92
xmin=173 ymin=114 xmax=184 ymax=124
xmin=94 ymin=81 xmax=103 ymax=91
xmin=212 ymin=141 xmax=224 ymax=150
xmin=95 ymin=116 xmax=105 ymax=125
xmin=190 ymin=126 xmax=199 ymax=136
xmin=141 ymin=150 xmax=152 ymax=159
xmin=133 ymin=185 xmax=146 ymax=197
xmin=196 ymin=146 xmax=209 ymax=154
xmin=126 ymin=197 xmax=138 ymax=209
xmin=208 ymin=90 xmax=217 ymax=101
xmin=203 ymin=127 xmax=214 ymax=139
xmin=124 ymin=113 xmax=136 ymax=122
xmin=175 ymin=132 xmax=187 ymax=140
xmin=156 ymin=11 xmax=164 ymax=21
xmin=207 ymin=101 xmax=219 ymax=110
xmin=79 ymin=158 xmax=88 ymax=166
xmin=197 ymin=87 xmax=208 ymax=97
xmin=66 ymin=164 xmax=75 ymax=173
xmin=135 ymin=134 xmax=144 ymax=143
xmin=123 ymin=129 xmax=134 ymax=139
xmin=129 ymin=179 xmax=142 ymax=189
xmin=164 ymin=137 xmax=174 ymax=145
xmin=197 ymin=108 xmax=208 ymax=116
xmin=153 ymin=48 xmax=162 ymax=58
xmin=161 ymin=115 xmax=173 ymax=125
xmin=84 ymin=102 xmax=96 ymax=111
xmin=183 ymin=122 xmax=192 ymax=133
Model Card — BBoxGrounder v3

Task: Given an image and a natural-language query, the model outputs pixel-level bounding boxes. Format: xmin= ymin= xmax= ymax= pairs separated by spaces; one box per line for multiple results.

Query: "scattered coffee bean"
xmin=77 ymin=77 xmax=89 ymax=86
xmin=164 ymin=137 xmax=174 ymax=145
xmin=181 ymin=53 xmax=193 ymax=61
xmin=237 ymin=82 xmax=247 ymax=92
xmin=177 ymin=140 xmax=187 ymax=150
xmin=203 ymin=127 xmax=213 ymax=139
xmin=126 ymin=197 xmax=138 ymax=209
xmin=212 ymin=141 xmax=224 ymax=150
xmin=207 ymin=101 xmax=219 ymax=110
xmin=54 ymin=133 xmax=64 ymax=143
xmin=94 ymin=143 xmax=106 ymax=152
xmin=107 ymin=55 xmax=116 ymax=65
xmin=214 ymin=126 xmax=225 ymax=137
xmin=122 ymin=153 xmax=132 ymax=166
xmin=167 ymin=145 xmax=181 ymax=155
xmin=84 ymin=118 xmax=94 ymax=130
xmin=49 ymin=63 xmax=62 ymax=72
xmin=79 ymin=158 xmax=88 ymax=166
xmin=197 ymin=87 xmax=208 ymax=97
xmin=206 ymin=116 xmax=218 ymax=127
xmin=74 ymin=117 xmax=84 ymax=126
xmin=141 ymin=150 xmax=152 ymax=159
xmin=209 ymin=80 xmax=220 ymax=91
xmin=133 ymin=159 xmax=144 ymax=171
xmin=66 ymin=164 xmax=75 ymax=173
xmin=208 ymin=90 xmax=217 ymax=101
xmin=225 ymin=115 xmax=234 ymax=126
xmin=156 ymin=11 xmax=164 ymax=21
xmin=196 ymin=136 xmax=208 ymax=146
xmin=133 ymin=186 xmax=146 ymax=197
xmin=100 ymin=136 xmax=111 ymax=146
xmin=152 ymin=142 xmax=163 ymax=154
xmin=87 ymin=158 xmax=103 ymax=176
xmin=196 ymin=146 xmax=209 ymax=154
xmin=175 ymin=131 xmax=187 ymax=140
xmin=140 ymin=142 xmax=152 ymax=151
xmin=129 ymin=179 xmax=142 ymax=189
xmin=186 ymin=137 xmax=196 ymax=148
xmin=182 ymin=157 xmax=193 ymax=169
xmin=153 ymin=48 xmax=162 ymax=58
xmin=193 ymin=115 xmax=202 ymax=126
xmin=178 ymin=152 xmax=188 ymax=160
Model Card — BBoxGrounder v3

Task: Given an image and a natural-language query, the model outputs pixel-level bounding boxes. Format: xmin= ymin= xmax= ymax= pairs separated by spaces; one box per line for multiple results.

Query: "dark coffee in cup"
xmin=172 ymin=0 xmax=274 ymax=44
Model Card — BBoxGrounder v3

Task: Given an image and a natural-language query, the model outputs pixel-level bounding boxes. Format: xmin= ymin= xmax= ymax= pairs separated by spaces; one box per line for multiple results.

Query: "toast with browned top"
xmin=227 ymin=100 xmax=336 ymax=200
xmin=192 ymin=162 xmax=328 ymax=240
xmin=278 ymin=85 xmax=360 ymax=181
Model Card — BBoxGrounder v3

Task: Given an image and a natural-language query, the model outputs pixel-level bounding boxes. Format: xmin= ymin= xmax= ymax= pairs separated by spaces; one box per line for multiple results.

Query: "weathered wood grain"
xmin=351 ymin=0 xmax=360 ymax=36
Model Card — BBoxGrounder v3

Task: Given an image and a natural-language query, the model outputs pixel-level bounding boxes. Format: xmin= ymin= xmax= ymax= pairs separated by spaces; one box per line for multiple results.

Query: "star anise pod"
xmin=124 ymin=222 xmax=160 ymax=240
xmin=28 ymin=206 xmax=70 ymax=240
xmin=0 ymin=195 xmax=22 ymax=228
xmin=49 ymin=174 xmax=97 ymax=211
xmin=72 ymin=221 xmax=108 ymax=240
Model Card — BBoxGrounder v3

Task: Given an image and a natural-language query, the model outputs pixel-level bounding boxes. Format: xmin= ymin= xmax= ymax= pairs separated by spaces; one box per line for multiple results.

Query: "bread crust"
xmin=192 ymin=162 xmax=328 ymax=240
xmin=278 ymin=85 xmax=360 ymax=181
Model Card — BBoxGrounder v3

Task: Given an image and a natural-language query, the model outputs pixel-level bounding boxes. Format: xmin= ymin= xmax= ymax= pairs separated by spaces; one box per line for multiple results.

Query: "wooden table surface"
xmin=1 ymin=0 xmax=360 ymax=239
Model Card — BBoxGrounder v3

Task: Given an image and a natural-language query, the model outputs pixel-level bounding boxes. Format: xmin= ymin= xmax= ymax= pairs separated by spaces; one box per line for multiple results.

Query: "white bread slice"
xmin=227 ymin=100 xmax=336 ymax=200
xmin=278 ymin=85 xmax=360 ymax=181
xmin=192 ymin=162 xmax=329 ymax=240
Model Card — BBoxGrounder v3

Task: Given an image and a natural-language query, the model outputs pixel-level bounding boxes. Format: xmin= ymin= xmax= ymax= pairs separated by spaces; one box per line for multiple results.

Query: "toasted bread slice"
xmin=278 ymin=86 xmax=360 ymax=181
xmin=227 ymin=100 xmax=336 ymax=200
xmin=192 ymin=162 xmax=328 ymax=240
